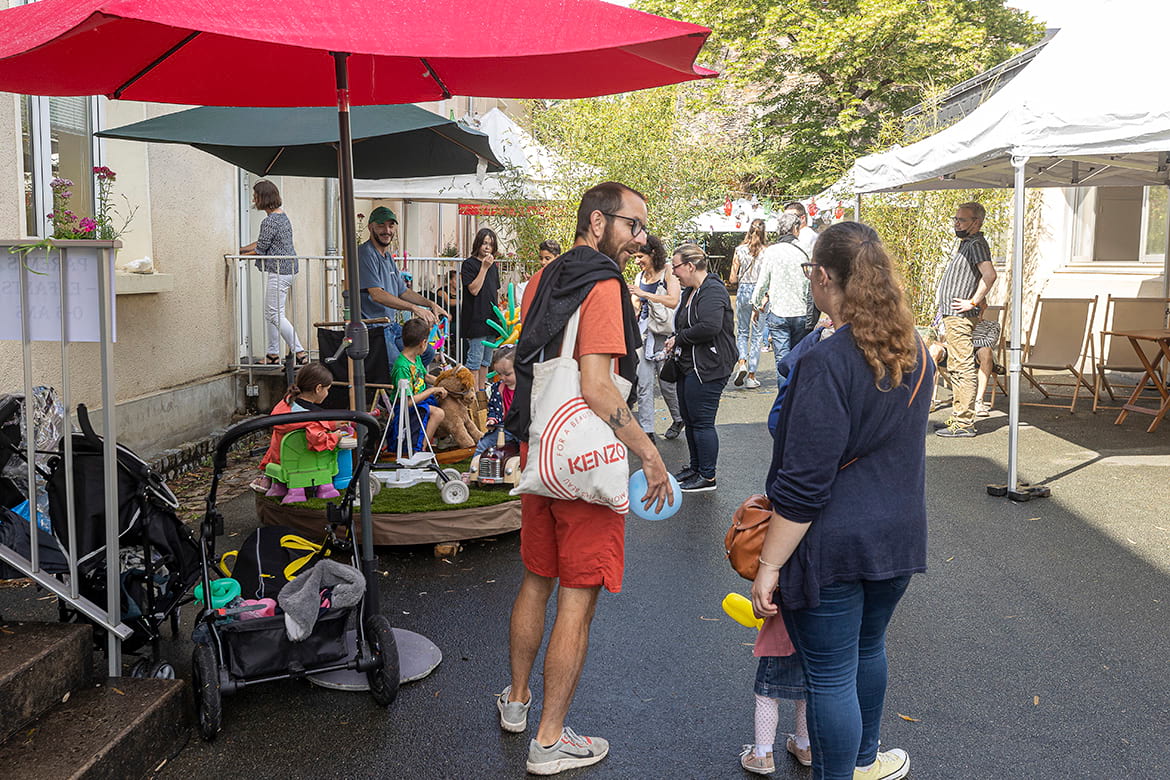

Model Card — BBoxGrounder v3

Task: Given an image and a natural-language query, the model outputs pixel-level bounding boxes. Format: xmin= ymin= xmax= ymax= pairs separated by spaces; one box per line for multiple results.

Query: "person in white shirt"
xmin=784 ymin=201 xmax=819 ymax=255
xmin=751 ymin=213 xmax=811 ymax=378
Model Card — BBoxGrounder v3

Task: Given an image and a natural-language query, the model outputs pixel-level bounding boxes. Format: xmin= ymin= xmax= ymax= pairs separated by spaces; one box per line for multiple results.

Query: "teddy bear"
xmin=431 ymin=365 xmax=484 ymax=449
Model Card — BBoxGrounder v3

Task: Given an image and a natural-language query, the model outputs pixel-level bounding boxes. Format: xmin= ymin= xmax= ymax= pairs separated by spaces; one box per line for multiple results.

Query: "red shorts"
xmin=520 ymin=493 xmax=625 ymax=592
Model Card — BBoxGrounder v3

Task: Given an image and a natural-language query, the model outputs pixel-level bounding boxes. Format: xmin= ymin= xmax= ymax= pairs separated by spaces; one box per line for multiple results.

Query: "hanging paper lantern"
xmin=807 ymin=200 xmax=818 ymax=217
xmin=723 ymin=196 xmax=733 ymax=216
xmin=835 ymin=201 xmax=845 ymax=221
xmin=735 ymin=220 xmax=742 ymax=229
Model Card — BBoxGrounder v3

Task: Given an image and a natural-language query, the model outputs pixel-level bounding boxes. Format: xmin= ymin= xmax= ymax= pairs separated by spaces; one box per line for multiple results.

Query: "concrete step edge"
xmin=0 ymin=621 xmax=92 ymax=744
xmin=0 ymin=678 xmax=189 ymax=780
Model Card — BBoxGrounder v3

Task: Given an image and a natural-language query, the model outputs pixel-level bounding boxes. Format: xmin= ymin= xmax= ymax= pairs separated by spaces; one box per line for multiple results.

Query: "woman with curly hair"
xmin=628 ymin=234 xmax=683 ymax=440
xmin=750 ymin=221 xmax=932 ymax=780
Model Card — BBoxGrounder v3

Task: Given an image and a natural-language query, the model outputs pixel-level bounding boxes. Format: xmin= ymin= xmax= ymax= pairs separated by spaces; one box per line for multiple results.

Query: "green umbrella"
xmin=96 ymin=103 xmax=502 ymax=178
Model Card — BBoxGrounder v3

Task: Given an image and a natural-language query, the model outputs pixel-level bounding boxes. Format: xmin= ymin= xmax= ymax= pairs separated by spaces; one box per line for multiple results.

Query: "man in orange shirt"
xmin=497 ymin=182 xmax=672 ymax=775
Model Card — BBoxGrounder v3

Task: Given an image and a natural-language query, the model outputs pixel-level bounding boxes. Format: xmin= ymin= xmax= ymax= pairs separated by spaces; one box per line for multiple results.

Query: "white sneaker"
xmin=744 ymin=377 xmax=761 ymax=389
xmin=496 ymin=685 xmax=531 ymax=733
xmin=974 ymin=400 xmax=990 ymax=417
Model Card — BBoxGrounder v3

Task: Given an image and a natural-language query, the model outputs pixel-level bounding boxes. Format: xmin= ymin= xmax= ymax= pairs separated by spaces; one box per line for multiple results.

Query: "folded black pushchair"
xmin=0 ymin=394 xmax=200 ymax=677
xmin=192 ymin=409 xmax=397 ymax=741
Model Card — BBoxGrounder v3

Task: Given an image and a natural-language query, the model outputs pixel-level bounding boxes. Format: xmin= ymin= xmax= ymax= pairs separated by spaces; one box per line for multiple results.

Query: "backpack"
xmin=218 ymin=525 xmax=328 ymax=600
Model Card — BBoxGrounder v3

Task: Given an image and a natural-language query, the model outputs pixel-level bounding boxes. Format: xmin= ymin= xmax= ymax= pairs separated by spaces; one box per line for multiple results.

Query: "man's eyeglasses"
xmin=801 ymin=262 xmax=821 ymax=279
xmin=601 ymin=212 xmax=647 ymax=238
xmin=671 ymin=261 xmax=690 ymax=271
xmin=953 ymin=217 xmax=973 ymax=224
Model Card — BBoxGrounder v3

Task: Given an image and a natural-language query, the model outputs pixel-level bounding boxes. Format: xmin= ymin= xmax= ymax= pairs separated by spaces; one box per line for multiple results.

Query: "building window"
xmin=20 ymin=95 xmax=101 ymax=238
xmin=1141 ymin=185 xmax=1168 ymax=261
xmin=1069 ymin=185 xmax=1168 ymax=263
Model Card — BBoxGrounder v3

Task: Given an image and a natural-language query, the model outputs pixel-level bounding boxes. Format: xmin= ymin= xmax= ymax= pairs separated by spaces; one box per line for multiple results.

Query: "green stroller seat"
xmin=265 ymin=429 xmax=340 ymax=503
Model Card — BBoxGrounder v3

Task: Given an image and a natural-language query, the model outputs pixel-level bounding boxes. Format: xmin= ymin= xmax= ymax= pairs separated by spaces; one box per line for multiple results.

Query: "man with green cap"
xmin=358 ymin=206 xmax=448 ymax=368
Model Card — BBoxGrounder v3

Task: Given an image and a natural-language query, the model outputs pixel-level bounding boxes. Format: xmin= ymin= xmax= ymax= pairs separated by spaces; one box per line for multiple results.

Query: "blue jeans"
xmin=381 ymin=323 xmax=435 ymax=369
xmin=464 ymin=337 xmax=492 ymax=369
xmin=735 ymin=283 xmax=764 ymax=374
xmin=676 ymin=370 xmax=728 ymax=480
xmin=765 ymin=313 xmax=809 ymax=367
xmin=782 ymin=576 xmax=913 ymax=780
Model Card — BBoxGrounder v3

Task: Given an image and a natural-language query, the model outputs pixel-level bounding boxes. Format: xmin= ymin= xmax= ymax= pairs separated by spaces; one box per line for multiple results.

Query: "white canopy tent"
xmin=688 ymin=197 xmax=786 ymax=232
xmin=354 ymin=107 xmax=564 ymax=202
xmin=846 ymin=0 xmax=1170 ymax=499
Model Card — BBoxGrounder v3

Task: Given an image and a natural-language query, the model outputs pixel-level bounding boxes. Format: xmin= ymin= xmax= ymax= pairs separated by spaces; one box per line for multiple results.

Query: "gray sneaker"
xmin=744 ymin=377 xmax=761 ymax=389
xmin=526 ymin=727 xmax=609 ymax=775
xmin=497 ymin=685 xmax=531 ymax=733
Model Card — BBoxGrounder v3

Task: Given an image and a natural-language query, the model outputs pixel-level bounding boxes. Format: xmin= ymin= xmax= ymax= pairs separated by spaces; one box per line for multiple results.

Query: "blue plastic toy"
xmin=628 ymin=469 xmax=682 ymax=521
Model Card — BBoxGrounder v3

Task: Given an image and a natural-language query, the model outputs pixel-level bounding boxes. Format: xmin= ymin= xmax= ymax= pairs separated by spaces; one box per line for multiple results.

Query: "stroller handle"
xmin=213 ymin=410 xmax=382 ymax=474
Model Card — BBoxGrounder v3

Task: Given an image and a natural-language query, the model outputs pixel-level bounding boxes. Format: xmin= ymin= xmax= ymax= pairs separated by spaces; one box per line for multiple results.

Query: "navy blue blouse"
xmin=768 ymin=325 xmax=932 ymax=610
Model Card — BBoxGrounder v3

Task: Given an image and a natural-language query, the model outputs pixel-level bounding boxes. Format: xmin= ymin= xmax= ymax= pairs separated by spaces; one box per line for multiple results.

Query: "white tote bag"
xmin=515 ymin=308 xmax=631 ymax=513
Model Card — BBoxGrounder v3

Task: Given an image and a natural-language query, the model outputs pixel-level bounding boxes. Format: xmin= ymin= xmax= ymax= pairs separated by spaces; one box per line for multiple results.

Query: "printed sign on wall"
xmin=0 ymin=245 xmax=116 ymax=342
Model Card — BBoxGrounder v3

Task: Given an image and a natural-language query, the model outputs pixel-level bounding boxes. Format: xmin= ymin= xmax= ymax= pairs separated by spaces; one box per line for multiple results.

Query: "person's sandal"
xmin=294 ymin=351 xmax=309 ymax=366
xmin=265 ymin=353 xmax=281 ymax=365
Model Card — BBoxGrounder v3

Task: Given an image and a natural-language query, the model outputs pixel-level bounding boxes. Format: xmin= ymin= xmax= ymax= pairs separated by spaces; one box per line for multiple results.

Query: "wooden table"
xmin=1104 ymin=328 xmax=1170 ymax=432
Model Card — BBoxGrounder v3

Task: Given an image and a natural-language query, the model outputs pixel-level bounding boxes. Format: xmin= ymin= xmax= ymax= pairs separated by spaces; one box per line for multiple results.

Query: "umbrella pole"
xmin=990 ymin=155 xmax=1048 ymax=502
xmin=333 ymin=52 xmax=379 ymax=613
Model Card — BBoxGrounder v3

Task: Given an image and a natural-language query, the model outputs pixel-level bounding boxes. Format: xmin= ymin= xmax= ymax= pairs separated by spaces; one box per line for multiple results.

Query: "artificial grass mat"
xmin=259 ymin=459 xmax=519 ymax=514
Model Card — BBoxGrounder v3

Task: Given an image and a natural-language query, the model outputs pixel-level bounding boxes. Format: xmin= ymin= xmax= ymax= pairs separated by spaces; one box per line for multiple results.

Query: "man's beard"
xmin=599 ymin=225 xmax=636 ymax=263
xmin=373 ymin=230 xmax=395 ymax=249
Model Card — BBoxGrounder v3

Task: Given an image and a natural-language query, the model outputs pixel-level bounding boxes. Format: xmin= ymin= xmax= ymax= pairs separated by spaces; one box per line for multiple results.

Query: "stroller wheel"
xmin=367 ymin=473 xmax=383 ymax=498
xmin=149 ymin=660 xmax=176 ymax=679
xmin=441 ymin=467 xmax=462 ymax=483
xmin=129 ymin=658 xmax=150 ymax=678
xmin=192 ymin=643 xmax=222 ymax=741
xmin=365 ymin=614 xmax=399 ymax=707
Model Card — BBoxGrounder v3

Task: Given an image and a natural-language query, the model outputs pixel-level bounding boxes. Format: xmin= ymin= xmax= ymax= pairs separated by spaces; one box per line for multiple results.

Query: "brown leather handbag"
xmin=725 ymin=494 xmax=773 ymax=581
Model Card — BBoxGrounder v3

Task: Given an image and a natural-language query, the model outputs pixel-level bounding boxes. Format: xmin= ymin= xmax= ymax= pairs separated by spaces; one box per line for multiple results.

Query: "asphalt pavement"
xmin=6 ymin=362 xmax=1169 ymax=779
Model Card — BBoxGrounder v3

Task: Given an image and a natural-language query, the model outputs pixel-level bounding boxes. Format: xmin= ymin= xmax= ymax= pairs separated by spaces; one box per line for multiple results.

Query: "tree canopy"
xmin=636 ymin=0 xmax=1044 ymax=195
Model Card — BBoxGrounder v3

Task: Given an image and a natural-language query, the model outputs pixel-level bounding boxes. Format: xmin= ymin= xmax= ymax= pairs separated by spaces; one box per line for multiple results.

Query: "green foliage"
xmin=636 ymin=0 xmax=1044 ymax=195
xmin=488 ymin=84 xmax=753 ymax=269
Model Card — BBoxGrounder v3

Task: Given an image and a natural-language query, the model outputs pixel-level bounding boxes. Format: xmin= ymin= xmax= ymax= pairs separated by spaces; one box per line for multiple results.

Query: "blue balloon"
xmin=628 ymin=469 xmax=682 ymax=521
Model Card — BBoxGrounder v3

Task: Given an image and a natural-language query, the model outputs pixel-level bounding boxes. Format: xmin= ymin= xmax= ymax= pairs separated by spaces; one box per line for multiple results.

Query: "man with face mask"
xmin=935 ymin=201 xmax=997 ymax=438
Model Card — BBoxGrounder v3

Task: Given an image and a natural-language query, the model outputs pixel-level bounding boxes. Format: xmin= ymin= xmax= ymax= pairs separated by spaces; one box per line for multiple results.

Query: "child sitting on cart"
xmin=255 ymin=361 xmax=349 ymax=499
xmin=390 ymin=318 xmax=448 ymax=451
xmin=473 ymin=346 xmax=520 ymax=456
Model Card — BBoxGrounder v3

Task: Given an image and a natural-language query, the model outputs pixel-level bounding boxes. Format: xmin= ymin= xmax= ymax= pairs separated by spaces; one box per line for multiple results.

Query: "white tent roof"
xmin=688 ymin=197 xmax=787 ymax=232
xmin=849 ymin=1 xmax=1170 ymax=193
xmin=354 ymin=107 xmax=563 ymax=202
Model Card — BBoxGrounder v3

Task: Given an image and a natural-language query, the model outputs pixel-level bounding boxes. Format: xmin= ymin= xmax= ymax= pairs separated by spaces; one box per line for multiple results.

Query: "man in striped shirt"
xmin=935 ymin=202 xmax=997 ymax=438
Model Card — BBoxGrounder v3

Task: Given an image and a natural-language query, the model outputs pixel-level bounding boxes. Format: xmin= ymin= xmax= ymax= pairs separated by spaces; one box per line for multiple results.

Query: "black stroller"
xmin=192 ymin=409 xmax=397 ymax=741
xmin=0 ymin=395 xmax=200 ymax=677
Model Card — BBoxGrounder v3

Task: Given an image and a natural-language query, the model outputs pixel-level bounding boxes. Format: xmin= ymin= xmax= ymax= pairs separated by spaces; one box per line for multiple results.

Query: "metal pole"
xmin=1006 ymin=156 xmax=1028 ymax=495
xmin=18 ymin=247 xmax=37 ymax=573
xmin=333 ymin=51 xmax=377 ymax=615
xmin=59 ymin=248 xmax=78 ymax=598
xmin=97 ymin=244 xmax=121 ymax=675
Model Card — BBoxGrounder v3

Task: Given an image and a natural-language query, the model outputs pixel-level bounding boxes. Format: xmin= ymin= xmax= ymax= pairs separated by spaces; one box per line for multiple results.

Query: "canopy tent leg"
xmin=988 ymin=155 xmax=1049 ymax=502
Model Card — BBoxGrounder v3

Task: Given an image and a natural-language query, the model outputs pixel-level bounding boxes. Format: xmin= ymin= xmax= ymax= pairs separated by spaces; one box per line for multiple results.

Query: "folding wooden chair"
xmin=1019 ymin=296 xmax=1099 ymax=413
xmin=1092 ymin=295 xmax=1170 ymax=412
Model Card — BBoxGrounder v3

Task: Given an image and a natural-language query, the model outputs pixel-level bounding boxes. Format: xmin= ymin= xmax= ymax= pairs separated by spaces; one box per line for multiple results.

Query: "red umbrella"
xmin=0 ymin=0 xmax=715 ymax=623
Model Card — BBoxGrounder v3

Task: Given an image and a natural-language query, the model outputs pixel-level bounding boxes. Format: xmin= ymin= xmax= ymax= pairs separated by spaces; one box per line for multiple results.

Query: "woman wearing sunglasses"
xmin=750 ymin=222 xmax=932 ymax=780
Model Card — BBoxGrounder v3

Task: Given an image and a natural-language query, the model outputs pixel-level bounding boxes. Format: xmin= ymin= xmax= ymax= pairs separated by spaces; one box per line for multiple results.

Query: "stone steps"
xmin=0 ymin=621 xmax=188 ymax=780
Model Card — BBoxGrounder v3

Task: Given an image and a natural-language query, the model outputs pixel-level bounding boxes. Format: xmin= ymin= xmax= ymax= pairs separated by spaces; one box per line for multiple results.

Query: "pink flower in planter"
xmin=79 ymin=217 xmax=97 ymax=233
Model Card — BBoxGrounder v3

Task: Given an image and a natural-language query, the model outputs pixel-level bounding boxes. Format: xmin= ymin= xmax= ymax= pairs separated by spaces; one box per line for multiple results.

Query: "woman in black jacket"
xmin=663 ymin=244 xmax=738 ymax=492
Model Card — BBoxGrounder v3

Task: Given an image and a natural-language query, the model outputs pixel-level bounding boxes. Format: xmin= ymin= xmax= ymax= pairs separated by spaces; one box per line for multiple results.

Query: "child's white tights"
xmin=753 ymin=694 xmax=810 ymax=758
